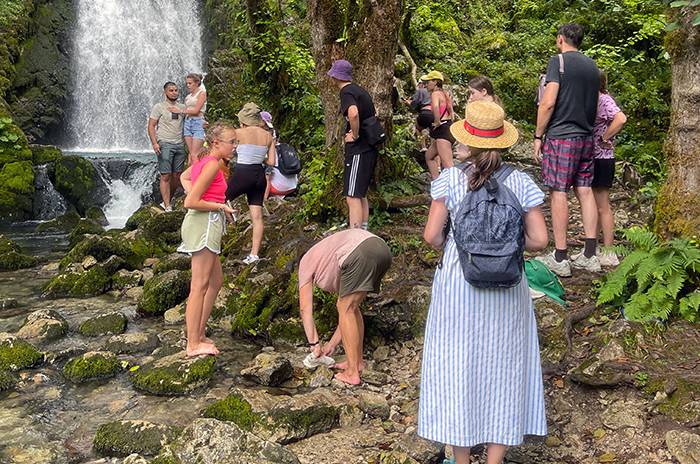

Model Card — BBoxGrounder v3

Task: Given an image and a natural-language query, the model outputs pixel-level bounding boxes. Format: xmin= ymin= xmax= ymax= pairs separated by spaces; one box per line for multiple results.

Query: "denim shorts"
xmin=158 ymin=142 xmax=187 ymax=174
xmin=183 ymin=116 xmax=205 ymax=140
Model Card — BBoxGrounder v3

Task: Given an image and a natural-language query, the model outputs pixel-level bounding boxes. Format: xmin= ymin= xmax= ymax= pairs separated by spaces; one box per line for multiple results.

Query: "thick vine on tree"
xmin=655 ymin=7 xmax=700 ymax=238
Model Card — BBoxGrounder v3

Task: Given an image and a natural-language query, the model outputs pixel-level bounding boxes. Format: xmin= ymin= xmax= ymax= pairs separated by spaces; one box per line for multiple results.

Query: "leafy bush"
xmin=597 ymin=227 xmax=700 ymax=322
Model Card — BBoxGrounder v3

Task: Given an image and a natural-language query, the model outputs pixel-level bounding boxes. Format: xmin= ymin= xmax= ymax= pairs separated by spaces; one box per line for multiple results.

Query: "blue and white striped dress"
xmin=418 ymin=166 xmax=547 ymax=447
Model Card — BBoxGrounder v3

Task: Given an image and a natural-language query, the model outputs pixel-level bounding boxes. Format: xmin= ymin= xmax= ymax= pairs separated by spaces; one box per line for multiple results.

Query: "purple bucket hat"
xmin=260 ymin=111 xmax=273 ymax=128
xmin=327 ymin=60 xmax=353 ymax=81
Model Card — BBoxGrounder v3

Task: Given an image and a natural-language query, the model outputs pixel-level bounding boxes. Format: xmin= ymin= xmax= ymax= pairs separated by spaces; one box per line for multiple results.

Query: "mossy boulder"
xmin=52 ymin=155 xmax=96 ymax=215
xmin=240 ymin=352 xmax=293 ymax=387
xmin=138 ymin=270 xmax=191 ymax=316
xmin=67 ymin=218 xmax=104 ymax=247
xmin=35 ymin=210 xmax=80 ymax=233
xmin=30 ymin=144 xmax=62 ymax=165
xmin=86 ymin=206 xmax=108 ymax=226
xmin=203 ymin=392 xmax=261 ymax=431
xmin=60 ymin=235 xmax=146 ymax=271
xmin=93 ymin=420 xmax=177 ymax=458
xmin=0 ymin=333 xmax=43 ymax=371
xmin=42 ymin=256 xmax=123 ymax=298
xmin=0 ymin=160 xmax=34 ymax=220
xmin=140 ymin=209 xmax=186 ymax=245
xmin=104 ymin=332 xmax=159 ymax=355
xmin=78 ymin=312 xmax=128 ymax=337
xmin=268 ymin=318 xmax=306 ymax=347
xmin=111 ymin=269 xmax=143 ymax=290
xmin=62 ymin=351 xmax=120 ymax=383
xmin=17 ymin=309 xmax=68 ymax=342
xmin=125 ymin=205 xmax=159 ymax=231
xmin=0 ymin=234 xmax=37 ymax=271
xmin=0 ymin=369 xmax=17 ymax=391
xmin=129 ymin=352 xmax=215 ymax=396
xmin=153 ymin=253 xmax=191 ymax=275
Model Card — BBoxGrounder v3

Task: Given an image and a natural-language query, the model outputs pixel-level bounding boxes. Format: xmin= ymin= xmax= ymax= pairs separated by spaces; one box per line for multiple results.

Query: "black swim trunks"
xmin=226 ymin=163 xmax=266 ymax=206
xmin=343 ymin=144 xmax=377 ymax=198
xmin=416 ymin=110 xmax=434 ymax=131
xmin=429 ymin=120 xmax=455 ymax=143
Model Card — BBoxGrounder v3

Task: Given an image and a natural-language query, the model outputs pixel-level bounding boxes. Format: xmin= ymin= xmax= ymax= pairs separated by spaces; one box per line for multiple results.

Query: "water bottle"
xmin=442 ymin=459 xmax=456 ymax=464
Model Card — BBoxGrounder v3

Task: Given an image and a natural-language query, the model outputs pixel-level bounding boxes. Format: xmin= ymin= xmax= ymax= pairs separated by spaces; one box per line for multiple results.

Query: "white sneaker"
xmin=242 ymin=254 xmax=260 ymax=265
xmin=571 ymin=252 xmax=602 ymax=272
xmin=535 ymin=252 xmax=572 ymax=277
xmin=598 ymin=251 xmax=620 ymax=267
xmin=529 ymin=288 xmax=546 ymax=300
xmin=159 ymin=202 xmax=172 ymax=212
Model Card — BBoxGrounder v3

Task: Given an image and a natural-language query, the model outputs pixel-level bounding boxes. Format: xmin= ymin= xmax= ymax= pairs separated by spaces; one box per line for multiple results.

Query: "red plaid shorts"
xmin=541 ymin=136 xmax=594 ymax=191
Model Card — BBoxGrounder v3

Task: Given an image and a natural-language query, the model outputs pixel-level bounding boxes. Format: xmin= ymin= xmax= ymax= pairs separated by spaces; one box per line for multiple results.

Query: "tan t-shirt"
xmin=298 ymin=229 xmax=377 ymax=293
xmin=149 ymin=101 xmax=186 ymax=144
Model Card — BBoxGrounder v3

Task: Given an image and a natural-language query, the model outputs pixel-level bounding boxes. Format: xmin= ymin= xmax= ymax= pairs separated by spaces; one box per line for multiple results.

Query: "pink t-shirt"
xmin=298 ymin=229 xmax=377 ymax=293
xmin=593 ymin=93 xmax=622 ymax=160
xmin=191 ymin=156 xmax=226 ymax=203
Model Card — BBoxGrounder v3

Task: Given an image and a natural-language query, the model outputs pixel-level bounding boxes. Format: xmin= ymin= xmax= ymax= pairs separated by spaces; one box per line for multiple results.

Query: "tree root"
xmin=542 ymin=303 xmax=597 ymax=376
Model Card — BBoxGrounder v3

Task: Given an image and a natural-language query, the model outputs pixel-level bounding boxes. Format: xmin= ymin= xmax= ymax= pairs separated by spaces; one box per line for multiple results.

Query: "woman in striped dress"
xmin=418 ymin=101 xmax=549 ymax=464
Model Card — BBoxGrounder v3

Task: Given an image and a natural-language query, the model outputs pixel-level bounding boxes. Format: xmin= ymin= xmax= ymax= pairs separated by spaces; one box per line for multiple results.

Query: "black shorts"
xmin=591 ymin=158 xmax=615 ymax=189
xmin=429 ymin=121 xmax=455 ymax=143
xmin=226 ymin=163 xmax=266 ymax=206
xmin=343 ymin=145 xmax=378 ymax=198
xmin=416 ymin=110 xmax=434 ymax=131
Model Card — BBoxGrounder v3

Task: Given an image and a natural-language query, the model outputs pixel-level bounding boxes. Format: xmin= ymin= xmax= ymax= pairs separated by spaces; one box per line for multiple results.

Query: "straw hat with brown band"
xmin=449 ymin=100 xmax=519 ymax=149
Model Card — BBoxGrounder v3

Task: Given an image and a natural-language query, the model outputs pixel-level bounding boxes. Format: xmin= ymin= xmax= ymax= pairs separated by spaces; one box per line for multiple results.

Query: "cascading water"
xmin=95 ymin=160 xmax=159 ymax=229
xmin=33 ymin=165 xmax=68 ymax=220
xmin=67 ymin=0 xmax=204 ymax=151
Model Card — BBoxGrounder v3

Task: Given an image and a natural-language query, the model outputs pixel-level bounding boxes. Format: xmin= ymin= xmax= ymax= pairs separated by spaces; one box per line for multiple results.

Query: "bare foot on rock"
xmin=333 ymin=360 xmax=365 ymax=372
xmin=334 ymin=371 xmax=361 ymax=386
xmin=186 ymin=344 xmax=218 ymax=357
xmin=201 ymin=341 xmax=220 ymax=355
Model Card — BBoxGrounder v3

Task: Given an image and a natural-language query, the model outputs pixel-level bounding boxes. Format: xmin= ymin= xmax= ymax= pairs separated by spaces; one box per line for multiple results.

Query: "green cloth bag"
xmin=524 ymin=259 xmax=566 ymax=305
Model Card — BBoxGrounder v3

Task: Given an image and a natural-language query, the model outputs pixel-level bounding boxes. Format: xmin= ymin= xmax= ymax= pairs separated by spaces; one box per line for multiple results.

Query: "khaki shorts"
xmin=339 ymin=237 xmax=392 ymax=297
xmin=177 ymin=209 xmax=225 ymax=255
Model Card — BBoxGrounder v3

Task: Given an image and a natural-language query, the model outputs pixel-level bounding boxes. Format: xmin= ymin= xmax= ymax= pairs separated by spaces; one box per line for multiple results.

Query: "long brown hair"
xmin=199 ymin=121 xmax=235 ymax=178
xmin=599 ymin=70 xmax=608 ymax=94
xmin=462 ymin=147 xmax=503 ymax=190
xmin=468 ymin=75 xmax=502 ymax=106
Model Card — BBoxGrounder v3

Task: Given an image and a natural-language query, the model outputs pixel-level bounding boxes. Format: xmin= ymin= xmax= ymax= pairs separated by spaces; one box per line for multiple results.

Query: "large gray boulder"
xmin=17 ymin=309 xmax=68 ymax=342
xmin=240 ymin=352 xmax=293 ymax=387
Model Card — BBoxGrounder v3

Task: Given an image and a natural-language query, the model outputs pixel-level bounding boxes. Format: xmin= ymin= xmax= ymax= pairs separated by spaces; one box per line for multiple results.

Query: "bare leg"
xmin=199 ymin=255 xmax=223 ymax=352
xmin=453 ymin=446 xmax=470 ymax=464
xmin=159 ymin=173 xmax=172 ymax=208
xmin=333 ymin=303 xmax=366 ymax=372
xmin=185 ymin=249 xmax=218 ymax=357
xmin=593 ymin=187 xmax=614 ymax=247
xmin=574 ymin=186 xmax=598 ymax=240
xmin=425 ymin=142 xmax=440 ymax=179
xmin=249 ymin=205 xmax=264 ymax=257
xmin=361 ymin=197 xmax=369 ymax=225
xmin=171 ymin=172 xmax=182 ymax=199
xmin=486 ymin=444 xmax=508 ymax=464
xmin=190 ymin=138 xmax=205 ymax=165
xmin=435 ymin=138 xmax=454 ymax=172
xmin=550 ymin=191 xmax=569 ymax=251
xmin=334 ymin=291 xmax=367 ymax=385
xmin=346 ymin=197 xmax=363 ymax=229
xmin=184 ymin=136 xmax=195 ymax=166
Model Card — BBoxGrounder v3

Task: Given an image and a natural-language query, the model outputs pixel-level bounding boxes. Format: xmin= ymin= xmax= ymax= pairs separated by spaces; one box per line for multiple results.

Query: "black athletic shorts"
xmin=429 ymin=120 xmax=456 ymax=143
xmin=416 ymin=110 xmax=434 ymax=131
xmin=591 ymin=158 xmax=615 ymax=189
xmin=343 ymin=144 xmax=378 ymax=198
xmin=226 ymin=163 xmax=266 ymax=206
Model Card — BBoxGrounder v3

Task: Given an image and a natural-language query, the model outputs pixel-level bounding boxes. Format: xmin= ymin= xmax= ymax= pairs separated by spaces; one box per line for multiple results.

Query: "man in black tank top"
xmin=328 ymin=59 xmax=379 ymax=231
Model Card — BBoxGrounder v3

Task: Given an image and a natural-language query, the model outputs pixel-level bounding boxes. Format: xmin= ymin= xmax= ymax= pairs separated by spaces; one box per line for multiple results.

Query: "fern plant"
xmin=597 ymin=227 xmax=700 ymax=322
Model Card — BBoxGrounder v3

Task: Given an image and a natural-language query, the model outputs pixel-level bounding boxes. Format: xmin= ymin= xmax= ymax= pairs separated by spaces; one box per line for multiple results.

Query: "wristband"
xmin=534 ymin=135 xmax=543 ymax=140
xmin=307 ymin=340 xmax=320 ymax=347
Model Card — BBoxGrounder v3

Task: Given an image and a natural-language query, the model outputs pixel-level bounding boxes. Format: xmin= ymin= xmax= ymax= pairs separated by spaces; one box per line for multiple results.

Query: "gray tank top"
xmin=236 ymin=144 xmax=268 ymax=165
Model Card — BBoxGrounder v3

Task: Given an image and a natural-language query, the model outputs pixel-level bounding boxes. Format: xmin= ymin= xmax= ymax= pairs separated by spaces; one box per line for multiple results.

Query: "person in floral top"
xmin=592 ymin=71 xmax=627 ymax=266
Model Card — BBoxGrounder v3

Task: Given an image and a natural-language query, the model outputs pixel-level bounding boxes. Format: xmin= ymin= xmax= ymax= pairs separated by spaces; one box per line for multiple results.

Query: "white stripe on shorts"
xmin=348 ymin=154 xmax=360 ymax=196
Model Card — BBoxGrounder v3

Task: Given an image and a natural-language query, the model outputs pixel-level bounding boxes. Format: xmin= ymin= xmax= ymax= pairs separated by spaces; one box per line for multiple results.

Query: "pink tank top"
xmin=191 ymin=156 xmax=226 ymax=203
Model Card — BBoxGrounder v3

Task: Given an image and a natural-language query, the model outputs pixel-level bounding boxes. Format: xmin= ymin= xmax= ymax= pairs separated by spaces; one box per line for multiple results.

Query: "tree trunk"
xmin=655 ymin=9 xmax=700 ymax=238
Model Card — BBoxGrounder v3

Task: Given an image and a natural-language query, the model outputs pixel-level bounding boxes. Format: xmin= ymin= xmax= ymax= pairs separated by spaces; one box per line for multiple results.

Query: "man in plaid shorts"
xmin=533 ymin=23 xmax=602 ymax=276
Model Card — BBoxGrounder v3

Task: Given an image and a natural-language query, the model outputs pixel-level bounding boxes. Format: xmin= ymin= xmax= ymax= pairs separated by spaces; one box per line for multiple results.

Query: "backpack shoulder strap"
xmin=495 ymin=163 xmax=515 ymax=182
xmin=558 ymin=53 xmax=564 ymax=74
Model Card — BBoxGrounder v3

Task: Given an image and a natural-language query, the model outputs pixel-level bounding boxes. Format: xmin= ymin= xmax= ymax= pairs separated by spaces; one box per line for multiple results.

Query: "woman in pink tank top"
xmin=177 ymin=121 xmax=236 ymax=357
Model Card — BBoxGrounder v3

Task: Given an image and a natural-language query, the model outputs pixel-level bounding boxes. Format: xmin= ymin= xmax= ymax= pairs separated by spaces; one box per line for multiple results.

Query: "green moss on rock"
xmin=125 ymin=205 xmax=159 ymax=231
xmin=78 ymin=312 xmax=128 ymax=337
xmin=67 ymin=219 xmax=104 ymax=247
xmin=0 ymin=233 xmax=36 ymax=272
xmin=0 ymin=334 xmax=43 ymax=371
xmin=60 ymin=235 xmax=146 ymax=270
xmin=85 ymin=206 xmax=108 ymax=226
xmin=202 ymin=393 xmax=261 ymax=431
xmin=138 ymin=269 xmax=191 ymax=316
xmin=140 ymin=209 xmax=186 ymax=245
xmin=36 ymin=210 xmax=80 ymax=232
xmin=153 ymin=254 xmax=191 ymax=274
xmin=130 ymin=352 xmax=216 ymax=396
xmin=30 ymin=144 xmax=62 ymax=165
xmin=0 ymin=159 xmax=34 ymax=220
xmin=63 ymin=351 xmax=120 ymax=383
xmin=268 ymin=318 xmax=306 ymax=346
xmin=93 ymin=419 xmax=177 ymax=457
xmin=0 ymin=369 xmax=17 ymax=391
xmin=52 ymin=155 xmax=96 ymax=215
xmin=42 ymin=264 xmax=113 ymax=298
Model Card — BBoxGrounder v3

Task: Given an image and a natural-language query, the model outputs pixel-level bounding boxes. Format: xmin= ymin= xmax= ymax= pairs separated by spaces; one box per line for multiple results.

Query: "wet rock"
xmin=0 ymin=234 xmax=37 ymax=271
xmin=240 ymin=352 xmax=293 ymax=387
xmin=204 ymin=388 xmax=343 ymax=444
xmin=36 ymin=211 xmax=81 ymax=233
xmin=0 ymin=333 xmax=43 ymax=371
xmin=129 ymin=351 xmax=215 ymax=395
xmin=125 ymin=205 xmax=160 ymax=231
xmin=137 ymin=270 xmax=190 ymax=316
xmin=358 ymin=391 xmax=390 ymax=420
xmin=140 ymin=209 xmax=186 ymax=245
xmin=79 ymin=312 xmax=128 ymax=337
xmin=163 ymin=304 xmax=185 ymax=325
xmin=43 ymin=255 xmax=126 ymax=299
xmin=268 ymin=318 xmax=306 ymax=346
xmin=665 ymin=430 xmax=700 ymax=464
xmin=111 ymin=269 xmax=143 ymax=290
xmin=68 ymin=219 xmax=105 ymax=248
xmin=306 ymin=365 xmax=333 ymax=388
xmin=601 ymin=400 xmax=645 ymax=431
xmin=17 ymin=309 xmax=68 ymax=342
xmin=93 ymin=420 xmax=177 ymax=457
xmin=63 ymin=351 xmax=120 ymax=383
xmin=0 ymin=297 xmax=18 ymax=310
xmin=163 ymin=418 xmax=300 ymax=464
xmin=86 ymin=206 xmax=109 ymax=226
xmin=104 ymin=332 xmax=159 ymax=355
xmin=59 ymin=234 xmax=145 ymax=271
xmin=125 ymin=287 xmax=143 ymax=300
xmin=153 ymin=253 xmax=191 ymax=274
xmin=392 ymin=434 xmax=444 ymax=464
xmin=0 ymin=369 xmax=17 ymax=391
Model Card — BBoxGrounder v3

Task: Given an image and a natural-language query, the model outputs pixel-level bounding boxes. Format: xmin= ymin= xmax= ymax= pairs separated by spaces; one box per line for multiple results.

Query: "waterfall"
xmin=67 ymin=0 xmax=204 ymax=151
xmin=33 ymin=165 xmax=68 ymax=220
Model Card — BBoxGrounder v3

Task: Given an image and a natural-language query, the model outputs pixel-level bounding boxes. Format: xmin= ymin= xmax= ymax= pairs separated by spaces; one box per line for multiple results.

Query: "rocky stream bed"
xmin=1 ymin=158 xmax=699 ymax=464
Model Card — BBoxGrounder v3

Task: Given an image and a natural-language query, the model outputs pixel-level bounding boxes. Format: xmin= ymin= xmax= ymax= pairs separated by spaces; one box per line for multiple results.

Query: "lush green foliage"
xmin=597 ymin=227 xmax=700 ymax=322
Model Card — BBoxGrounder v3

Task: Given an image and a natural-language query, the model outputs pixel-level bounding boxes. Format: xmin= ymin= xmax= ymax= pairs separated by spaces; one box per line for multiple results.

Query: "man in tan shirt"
xmin=147 ymin=82 xmax=187 ymax=212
